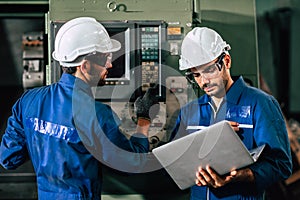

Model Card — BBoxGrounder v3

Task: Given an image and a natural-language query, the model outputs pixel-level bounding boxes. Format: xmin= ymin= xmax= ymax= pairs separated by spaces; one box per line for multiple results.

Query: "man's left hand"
xmin=195 ymin=166 xmax=254 ymax=188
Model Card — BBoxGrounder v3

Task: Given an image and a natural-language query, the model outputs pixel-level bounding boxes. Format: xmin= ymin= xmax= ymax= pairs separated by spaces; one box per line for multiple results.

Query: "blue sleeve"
xmin=95 ymin=104 xmax=150 ymax=172
xmin=98 ymin=104 xmax=149 ymax=153
xmin=249 ymin=94 xmax=292 ymax=192
xmin=72 ymin=96 xmax=149 ymax=172
xmin=0 ymin=97 xmax=29 ymax=169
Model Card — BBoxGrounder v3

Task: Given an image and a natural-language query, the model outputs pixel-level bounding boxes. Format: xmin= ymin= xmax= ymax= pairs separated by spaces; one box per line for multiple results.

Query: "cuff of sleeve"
xmin=130 ymin=134 xmax=150 ymax=152
xmin=137 ymin=117 xmax=151 ymax=123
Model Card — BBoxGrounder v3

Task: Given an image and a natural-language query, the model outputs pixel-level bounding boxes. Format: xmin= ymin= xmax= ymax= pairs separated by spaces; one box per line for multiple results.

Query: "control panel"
xmin=140 ymin=26 xmax=161 ymax=92
xmin=107 ymin=101 xmax=166 ymax=150
xmin=105 ymin=76 xmax=189 ymax=149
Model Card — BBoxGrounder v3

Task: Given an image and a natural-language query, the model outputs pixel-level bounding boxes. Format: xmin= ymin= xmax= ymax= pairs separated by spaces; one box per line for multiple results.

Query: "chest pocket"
xmin=226 ymin=105 xmax=252 ymax=124
xmin=225 ymin=106 xmax=254 ymax=148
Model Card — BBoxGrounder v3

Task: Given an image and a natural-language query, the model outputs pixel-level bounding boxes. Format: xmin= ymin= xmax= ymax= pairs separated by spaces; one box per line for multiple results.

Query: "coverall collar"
xmin=197 ymin=76 xmax=246 ymax=106
xmin=226 ymin=76 xmax=247 ymax=105
xmin=59 ymin=73 xmax=94 ymax=97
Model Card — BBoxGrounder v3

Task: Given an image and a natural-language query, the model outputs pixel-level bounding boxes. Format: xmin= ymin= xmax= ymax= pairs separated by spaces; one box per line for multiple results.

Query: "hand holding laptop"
xmin=152 ymin=120 xmax=265 ymax=190
xmin=195 ymin=121 xmax=256 ymax=188
xmin=195 ymin=165 xmax=255 ymax=188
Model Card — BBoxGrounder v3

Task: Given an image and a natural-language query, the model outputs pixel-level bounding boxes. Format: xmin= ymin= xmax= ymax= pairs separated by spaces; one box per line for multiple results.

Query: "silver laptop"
xmin=152 ymin=120 xmax=265 ymax=190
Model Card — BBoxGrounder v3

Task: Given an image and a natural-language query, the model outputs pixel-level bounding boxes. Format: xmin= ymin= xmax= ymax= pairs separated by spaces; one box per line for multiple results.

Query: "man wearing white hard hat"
xmin=0 ymin=17 xmax=159 ymax=199
xmin=169 ymin=27 xmax=292 ymax=199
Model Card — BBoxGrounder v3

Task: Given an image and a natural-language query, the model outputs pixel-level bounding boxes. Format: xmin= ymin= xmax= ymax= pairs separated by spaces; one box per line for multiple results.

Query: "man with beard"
xmin=0 ymin=17 xmax=159 ymax=199
xmin=169 ymin=27 xmax=292 ymax=200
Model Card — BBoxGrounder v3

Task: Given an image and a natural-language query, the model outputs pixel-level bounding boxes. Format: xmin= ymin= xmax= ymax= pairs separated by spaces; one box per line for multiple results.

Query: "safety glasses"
xmin=185 ymin=53 xmax=225 ymax=84
xmin=84 ymin=52 xmax=112 ymax=69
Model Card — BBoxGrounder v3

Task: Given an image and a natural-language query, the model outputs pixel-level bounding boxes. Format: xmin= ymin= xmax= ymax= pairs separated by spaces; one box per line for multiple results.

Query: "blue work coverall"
xmin=170 ymin=76 xmax=292 ymax=200
xmin=0 ymin=73 xmax=149 ymax=200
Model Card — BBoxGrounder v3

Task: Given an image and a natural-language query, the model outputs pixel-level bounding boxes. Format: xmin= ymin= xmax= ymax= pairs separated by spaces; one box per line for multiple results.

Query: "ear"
xmin=79 ymin=60 xmax=89 ymax=73
xmin=223 ymin=54 xmax=231 ymax=69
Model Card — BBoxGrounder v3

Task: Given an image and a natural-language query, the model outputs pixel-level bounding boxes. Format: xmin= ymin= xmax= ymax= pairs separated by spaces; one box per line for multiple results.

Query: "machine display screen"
xmin=104 ymin=27 xmax=130 ymax=85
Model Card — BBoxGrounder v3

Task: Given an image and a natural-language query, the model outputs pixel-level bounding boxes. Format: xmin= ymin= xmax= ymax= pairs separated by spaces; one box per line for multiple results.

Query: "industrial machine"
xmin=45 ymin=0 xmax=259 ymax=199
xmin=0 ymin=0 xmax=259 ymax=199
xmin=22 ymin=31 xmax=44 ymax=90
xmin=47 ymin=0 xmax=259 ymax=146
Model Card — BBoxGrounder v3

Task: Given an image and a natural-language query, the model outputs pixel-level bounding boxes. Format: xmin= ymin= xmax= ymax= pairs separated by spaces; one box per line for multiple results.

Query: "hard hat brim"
xmin=52 ymin=38 xmax=122 ymax=67
xmin=105 ymin=39 xmax=121 ymax=53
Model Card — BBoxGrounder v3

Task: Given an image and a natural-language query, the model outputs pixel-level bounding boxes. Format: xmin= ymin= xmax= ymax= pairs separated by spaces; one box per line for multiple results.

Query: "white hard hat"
xmin=179 ymin=27 xmax=231 ymax=71
xmin=52 ymin=17 xmax=121 ymax=67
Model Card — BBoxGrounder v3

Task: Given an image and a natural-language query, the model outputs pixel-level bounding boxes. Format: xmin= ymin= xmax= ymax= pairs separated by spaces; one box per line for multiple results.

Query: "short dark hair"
xmin=62 ymin=66 xmax=77 ymax=74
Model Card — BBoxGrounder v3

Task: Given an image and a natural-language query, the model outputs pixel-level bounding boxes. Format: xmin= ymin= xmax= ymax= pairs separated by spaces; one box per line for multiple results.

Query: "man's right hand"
xmin=227 ymin=121 xmax=240 ymax=132
xmin=134 ymin=85 xmax=160 ymax=122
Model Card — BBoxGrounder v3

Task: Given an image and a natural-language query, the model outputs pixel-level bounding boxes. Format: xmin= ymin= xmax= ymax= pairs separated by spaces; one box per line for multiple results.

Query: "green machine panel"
xmin=49 ymin=0 xmax=193 ymax=28
xmin=48 ymin=0 xmax=259 ymax=88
